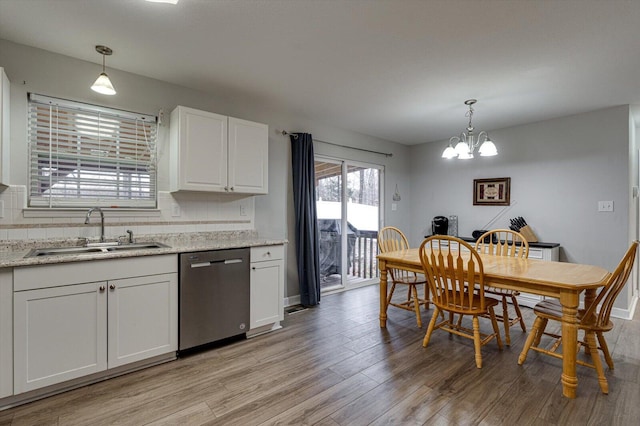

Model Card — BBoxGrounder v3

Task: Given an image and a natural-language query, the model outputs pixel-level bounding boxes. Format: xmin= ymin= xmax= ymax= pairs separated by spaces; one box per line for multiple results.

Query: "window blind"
xmin=28 ymin=94 xmax=157 ymax=208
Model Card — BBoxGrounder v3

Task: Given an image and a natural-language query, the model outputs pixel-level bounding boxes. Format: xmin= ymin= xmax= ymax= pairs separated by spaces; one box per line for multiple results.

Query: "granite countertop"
xmin=0 ymin=231 xmax=287 ymax=268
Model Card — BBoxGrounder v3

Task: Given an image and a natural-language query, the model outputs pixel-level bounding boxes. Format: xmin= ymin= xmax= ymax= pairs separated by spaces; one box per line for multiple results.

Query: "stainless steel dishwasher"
xmin=179 ymin=248 xmax=250 ymax=351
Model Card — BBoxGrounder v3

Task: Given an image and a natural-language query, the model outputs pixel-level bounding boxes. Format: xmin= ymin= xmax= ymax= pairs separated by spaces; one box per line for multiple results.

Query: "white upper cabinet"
xmin=0 ymin=67 xmax=10 ymax=187
xmin=170 ymin=106 xmax=268 ymax=194
xmin=228 ymin=117 xmax=268 ymax=194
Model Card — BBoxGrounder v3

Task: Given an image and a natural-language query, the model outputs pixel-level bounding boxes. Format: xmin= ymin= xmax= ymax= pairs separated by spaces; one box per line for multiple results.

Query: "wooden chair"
xmin=419 ymin=236 xmax=503 ymax=368
xmin=518 ymin=241 xmax=638 ymax=394
xmin=475 ymin=229 xmax=529 ymax=346
xmin=378 ymin=226 xmax=429 ymax=327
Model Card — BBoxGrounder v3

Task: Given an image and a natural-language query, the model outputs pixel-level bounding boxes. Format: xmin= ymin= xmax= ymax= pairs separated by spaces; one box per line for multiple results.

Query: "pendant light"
xmin=91 ymin=45 xmax=116 ymax=96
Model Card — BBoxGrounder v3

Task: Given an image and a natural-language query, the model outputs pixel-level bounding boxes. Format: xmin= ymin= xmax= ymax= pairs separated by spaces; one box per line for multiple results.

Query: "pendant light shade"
xmin=91 ymin=45 xmax=116 ymax=96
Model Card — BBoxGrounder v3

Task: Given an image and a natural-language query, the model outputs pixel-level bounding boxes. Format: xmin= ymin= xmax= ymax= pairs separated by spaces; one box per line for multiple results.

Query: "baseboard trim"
xmin=285 ymin=295 xmax=301 ymax=307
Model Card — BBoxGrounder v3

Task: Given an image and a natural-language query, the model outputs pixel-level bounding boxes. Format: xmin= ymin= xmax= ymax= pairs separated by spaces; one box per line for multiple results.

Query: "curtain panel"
xmin=290 ymin=133 xmax=321 ymax=306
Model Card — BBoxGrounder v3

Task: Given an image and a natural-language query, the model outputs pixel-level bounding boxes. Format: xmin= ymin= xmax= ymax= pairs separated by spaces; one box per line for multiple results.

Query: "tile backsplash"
xmin=0 ymin=186 xmax=255 ymax=242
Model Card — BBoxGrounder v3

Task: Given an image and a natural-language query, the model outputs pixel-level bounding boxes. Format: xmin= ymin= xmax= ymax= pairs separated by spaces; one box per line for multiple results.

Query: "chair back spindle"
xmin=379 ymin=226 xmax=412 ymax=282
xmin=583 ymin=241 xmax=638 ymax=328
xmin=420 ymin=236 xmax=485 ymax=313
xmin=475 ymin=229 xmax=529 ymax=258
xmin=379 ymin=226 xmax=429 ymax=327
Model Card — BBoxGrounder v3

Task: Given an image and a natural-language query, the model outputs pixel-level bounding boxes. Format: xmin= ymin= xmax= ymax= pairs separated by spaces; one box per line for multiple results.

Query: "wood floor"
xmin=1 ymin=284 xmax=639 ymax=425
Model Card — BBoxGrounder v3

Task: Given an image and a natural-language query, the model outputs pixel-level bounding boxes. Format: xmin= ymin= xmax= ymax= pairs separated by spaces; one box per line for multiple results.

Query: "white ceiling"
xmin=1 ymin=0 xmax=640 ymax=145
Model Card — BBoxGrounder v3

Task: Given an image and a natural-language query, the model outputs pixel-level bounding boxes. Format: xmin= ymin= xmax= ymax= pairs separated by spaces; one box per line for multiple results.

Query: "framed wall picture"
xmin=473 ymin=177 xmax=511 ymax=206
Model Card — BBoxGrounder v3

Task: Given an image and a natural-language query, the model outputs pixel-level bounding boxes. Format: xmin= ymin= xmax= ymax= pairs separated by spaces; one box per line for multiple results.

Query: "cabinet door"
xmin=0 ymin=68 xmax=9 ymax=186
xmin=107 ymin=273 xmax=178 ymax=369
xmin=0 ymin=270 xmax=12 ymax=398
xmin=228 ymin=117 xmax=268 ymax=194
xmin=172 ymin=106 xmax=228 ymax=191
xmin=14 ymin=282 xmax=107 ymax=393
xmin=250 ymin=260 xmax=284 ymax=329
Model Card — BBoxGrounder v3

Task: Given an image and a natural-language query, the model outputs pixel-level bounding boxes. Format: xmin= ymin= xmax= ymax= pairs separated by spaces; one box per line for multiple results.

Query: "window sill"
xmin=23 ymin=208 xmax=162 ymax=219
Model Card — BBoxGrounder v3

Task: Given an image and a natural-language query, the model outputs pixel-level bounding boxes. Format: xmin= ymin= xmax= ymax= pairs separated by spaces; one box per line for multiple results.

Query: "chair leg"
xmin=501 ymin=296 xmax=511 ymax=346
xmin=596 ymin=331 xmax=614 ymax=370
xmin=533 ymin=318 xmax=548 ymax=347
xmin=488 ymin=306 xmax=503 ymax=350
xmin=410 ymin=285 xmax=422 ymax=328
xmin=519 ymin=316 xmax=545 ymax=365
xmin=511 ymin=294 xmax=527 ymax=332
xmin=455 ymin=314 xmax=464 ymax=329
xmin=423 ymin=307 xmax=440 ymax=348
xmin=422 ymin=283 xmax=430 ymax=310
xmin=386 ymin=282 xmax=397 ymax=309
xmin=585 ymin=331 xmax=609 ymax=394
xmin=472 ymin=316 xmax=482 ymax=368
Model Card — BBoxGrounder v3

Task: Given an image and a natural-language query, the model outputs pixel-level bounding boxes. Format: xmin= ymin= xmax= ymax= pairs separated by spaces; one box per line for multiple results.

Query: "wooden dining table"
xmin=377 ymin=248 xmax=611 ymax=398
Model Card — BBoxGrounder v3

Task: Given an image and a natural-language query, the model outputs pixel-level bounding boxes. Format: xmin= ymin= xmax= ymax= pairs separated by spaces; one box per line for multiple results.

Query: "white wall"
xmin=0 ymin=39 xmax=410 ymax=301
xmin=409 ymin=106 xmax=632 ymax=311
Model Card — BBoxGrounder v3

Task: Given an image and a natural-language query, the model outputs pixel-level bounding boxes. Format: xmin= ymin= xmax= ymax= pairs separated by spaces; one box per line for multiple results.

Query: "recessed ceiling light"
xmin=145 ymin=0 xmax=179 ymax=4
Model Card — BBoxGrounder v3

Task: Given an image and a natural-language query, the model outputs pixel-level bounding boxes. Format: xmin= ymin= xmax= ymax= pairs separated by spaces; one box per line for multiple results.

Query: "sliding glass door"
xmin=315 ymin=156 xmax=382 ymax=292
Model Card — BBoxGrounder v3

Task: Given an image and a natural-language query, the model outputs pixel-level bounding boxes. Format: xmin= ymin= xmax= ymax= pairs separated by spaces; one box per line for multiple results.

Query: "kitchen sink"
xmin=25 ymin=242 xmax=169 ymax=258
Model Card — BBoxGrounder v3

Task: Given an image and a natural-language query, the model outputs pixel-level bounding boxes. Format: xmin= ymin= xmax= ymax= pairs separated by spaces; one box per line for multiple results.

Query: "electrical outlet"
xmin=0 ymin=200 xmax=4 ymax=218
xmin=171 ymin=203 xmax=181 ymax=217
xmin=598 ymin=201 xmax=614 ymax=212
xmin=391 ymin=203 xmax=397 ymax=211
xmin=239 ymin=204 xmax=247 ymax=216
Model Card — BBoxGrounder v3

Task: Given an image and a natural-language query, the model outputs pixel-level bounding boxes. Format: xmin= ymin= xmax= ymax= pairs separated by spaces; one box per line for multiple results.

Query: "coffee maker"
xmin=432 ymin=216 xmax=449 ymax=235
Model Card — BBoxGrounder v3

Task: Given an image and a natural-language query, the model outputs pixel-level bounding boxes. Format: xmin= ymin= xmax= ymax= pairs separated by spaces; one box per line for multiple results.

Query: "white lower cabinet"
xmin=14 ymin=282 xmax=108 ymax=393
xmin=13 ymin=255 xmax=177 ymax=394
xmin=107 ymin=274 xmax=178 ymax=369
xmin=250 ymin=245 xmax=284 ymax=331
xmin=0 ymin=270 xmax=14 ymax=398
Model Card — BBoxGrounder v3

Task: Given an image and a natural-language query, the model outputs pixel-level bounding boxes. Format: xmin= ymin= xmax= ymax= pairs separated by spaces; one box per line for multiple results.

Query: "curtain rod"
xmin=280 ymin=130 xmax=393 ymax=158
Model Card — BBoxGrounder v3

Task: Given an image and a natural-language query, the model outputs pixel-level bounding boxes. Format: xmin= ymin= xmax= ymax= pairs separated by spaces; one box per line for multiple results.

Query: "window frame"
xmin=27 ymin=93 xmax=158 ymax=209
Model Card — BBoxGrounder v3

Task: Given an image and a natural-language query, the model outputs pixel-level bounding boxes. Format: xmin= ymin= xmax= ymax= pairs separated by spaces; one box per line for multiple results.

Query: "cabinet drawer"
xmin=14 ymin=254 xmax=177 ymax=291
xmin=251 ymin=245 xmax=284 ymax=262
xmin=528 ymin=248 xmax=544 ymax=259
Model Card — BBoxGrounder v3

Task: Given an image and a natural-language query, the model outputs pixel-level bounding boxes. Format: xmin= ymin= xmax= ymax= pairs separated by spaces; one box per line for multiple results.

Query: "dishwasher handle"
xmin=190 ymin=258 xmax=244 ymax=268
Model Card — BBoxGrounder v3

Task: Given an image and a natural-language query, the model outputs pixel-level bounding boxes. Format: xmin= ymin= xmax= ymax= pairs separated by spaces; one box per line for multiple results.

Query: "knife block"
xmin=519 ymin=225 xmax=538 ymax=243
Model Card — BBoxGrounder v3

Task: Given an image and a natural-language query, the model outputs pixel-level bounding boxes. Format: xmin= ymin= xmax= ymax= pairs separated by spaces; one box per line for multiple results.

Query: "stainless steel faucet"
xmin=84 ymin=207 xmax=105 ymax=242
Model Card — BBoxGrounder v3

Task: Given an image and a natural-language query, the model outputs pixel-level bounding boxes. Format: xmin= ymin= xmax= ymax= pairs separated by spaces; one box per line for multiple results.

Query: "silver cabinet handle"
xmin=230 ymin=187 xmax=234 ymax=191
xmin=109 ymin=284 xmax=116 ymax=290
xmin=99 ymin=285 xmax=106 ymax=292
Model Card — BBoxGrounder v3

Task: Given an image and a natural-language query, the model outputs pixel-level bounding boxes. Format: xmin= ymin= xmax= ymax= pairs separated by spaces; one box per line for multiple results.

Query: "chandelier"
xmin=442 ymin=99 xmax=497 ymax=159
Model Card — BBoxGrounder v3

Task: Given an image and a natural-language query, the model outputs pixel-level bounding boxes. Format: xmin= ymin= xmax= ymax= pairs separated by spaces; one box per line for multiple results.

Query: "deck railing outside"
xmin=349 ymin=230 xmax=379 ymax=279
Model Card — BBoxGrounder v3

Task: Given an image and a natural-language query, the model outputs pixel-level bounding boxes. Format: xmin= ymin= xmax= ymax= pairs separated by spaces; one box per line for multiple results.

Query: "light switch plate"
xmin=171 ymin=203 xmax=181 ymax=217
xmin=598 ymin=201 xmax=614 ymax=212
xmin=391 ymin=203 xmax=397 ymax=211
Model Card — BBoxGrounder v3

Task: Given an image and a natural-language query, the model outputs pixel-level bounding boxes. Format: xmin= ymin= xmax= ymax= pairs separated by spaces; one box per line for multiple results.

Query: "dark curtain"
xmin=290 ymin=133 xmax=321 ymax=306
